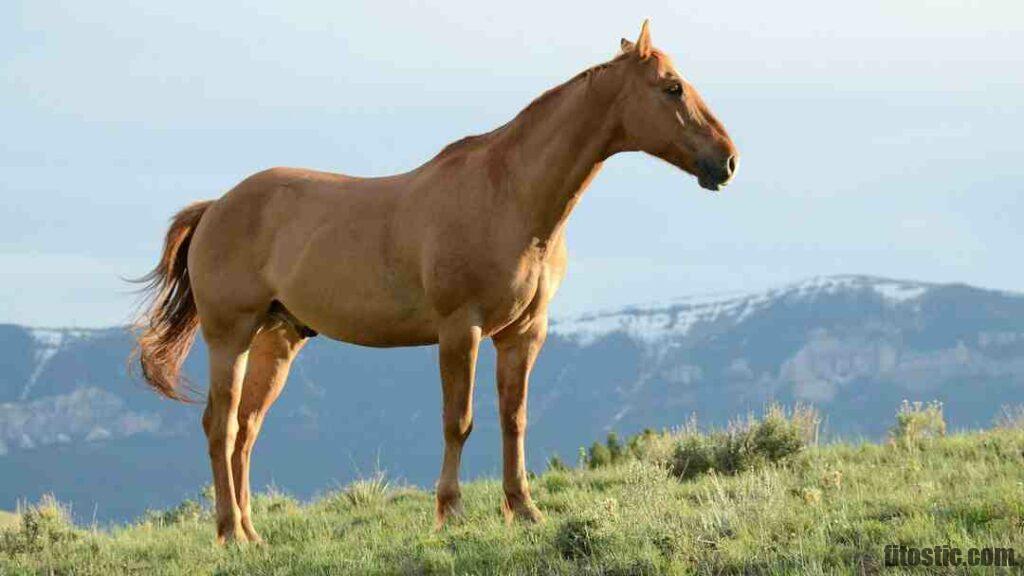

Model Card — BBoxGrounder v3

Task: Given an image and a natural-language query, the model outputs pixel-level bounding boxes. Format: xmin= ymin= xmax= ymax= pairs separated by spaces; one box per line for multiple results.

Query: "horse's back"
xmin=187 ymin=167 xmax=366 ymax=312
xmin=187 ymin=166 xmax=434 ymax=343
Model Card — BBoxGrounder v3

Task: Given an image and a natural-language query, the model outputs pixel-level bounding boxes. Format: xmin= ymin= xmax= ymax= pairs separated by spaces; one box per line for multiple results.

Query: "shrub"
xmin=0 ymin=495 xmax=79 ymax=555
xmin=579 ymin=405 xmax=816 ymax=478
xmin=671 ymin=405 xmax=813 ymax=480
xmin=585 ymin=429 xmax=679 ymax=469
xmin=671 ymin=434 xmax=717 ymax=480
xmin=627 ymin=428 xmax=677 ymax=465
xmin=142 ymin=498 xmax=204 ymax=527
xmin=890 ymin=400 xmax=946 ymax=448
xmin=546 ymin=454 xmax=569 ymax=472
xmin=585 ymin=439 xmax=613 ymax=469
xmin=749 ymin=406 xmax=808 ymax=461
xmin=606 ymin=432 xmax=625 ymax=462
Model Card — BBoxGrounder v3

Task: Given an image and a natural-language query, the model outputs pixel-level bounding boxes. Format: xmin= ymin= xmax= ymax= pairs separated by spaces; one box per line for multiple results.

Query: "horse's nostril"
xmin=726 ymin=155 xmax=738 ymax=177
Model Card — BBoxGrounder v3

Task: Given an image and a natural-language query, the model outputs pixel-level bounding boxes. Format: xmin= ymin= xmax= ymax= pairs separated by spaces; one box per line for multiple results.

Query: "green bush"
xmin=142 ymin=498 xmax=204 ymax=527
xmin=546 ymin=454 xmax=569 ymax=472
xmin=890 ymin=400 xmax=946 ymax=448
xmin=606 ymin=432 xmax=625 ymax=462
xmin=584 ymin=438 xmax=614 ymax=469
xmin=580 ymin=405 xmax=817 ymax=478
xmin=0 ymin=495 xmax=79 ymax=555
xmin=750 ymin=406 xmax=809 ymax=461
xmin=671 ymin=405 xmax=814 ymax=480
xmin=626 ymin=428 xmax=677 ymax=464
xmin=670 ymin=434 xmax=717 ymax=479
xmin=585 ymin=429 xmax=677 ymax=469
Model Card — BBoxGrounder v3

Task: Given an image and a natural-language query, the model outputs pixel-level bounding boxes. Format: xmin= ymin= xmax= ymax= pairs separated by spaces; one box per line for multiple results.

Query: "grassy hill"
xmin=2 ymin=405 xmax=1023 ymax=575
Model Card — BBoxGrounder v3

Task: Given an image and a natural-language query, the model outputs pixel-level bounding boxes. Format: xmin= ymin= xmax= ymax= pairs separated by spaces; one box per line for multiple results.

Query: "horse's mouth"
xmin=698 ymin=176 xmax=726 ymax=192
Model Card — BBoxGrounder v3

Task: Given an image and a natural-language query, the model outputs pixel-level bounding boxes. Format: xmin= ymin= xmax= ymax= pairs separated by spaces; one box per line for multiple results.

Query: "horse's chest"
xmin=428 ymin=249 xmax=551 ymax=332
xmin=474 ymin=249 xmax=563 ymax=336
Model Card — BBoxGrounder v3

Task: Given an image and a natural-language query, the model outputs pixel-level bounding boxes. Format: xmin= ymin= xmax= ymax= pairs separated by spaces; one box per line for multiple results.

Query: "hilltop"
xmin=2 ymin=405 xmax=1023 ymax=575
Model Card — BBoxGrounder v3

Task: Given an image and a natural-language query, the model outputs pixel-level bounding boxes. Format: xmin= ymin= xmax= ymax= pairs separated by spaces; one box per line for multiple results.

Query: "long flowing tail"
xmin=131 ymin=200 xmax=213 ymax=402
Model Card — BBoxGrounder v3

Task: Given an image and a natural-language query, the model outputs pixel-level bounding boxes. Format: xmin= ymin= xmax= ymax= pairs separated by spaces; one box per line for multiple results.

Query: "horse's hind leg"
xmin=231 ymin=322 xmax=307 ymax=543
xmin=200 ymin=312 xmax=261 ymax=544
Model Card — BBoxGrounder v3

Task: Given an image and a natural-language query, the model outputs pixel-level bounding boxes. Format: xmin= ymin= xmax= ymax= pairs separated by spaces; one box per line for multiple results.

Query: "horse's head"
xmin=614 ymin=20 xmax=738 ymax=191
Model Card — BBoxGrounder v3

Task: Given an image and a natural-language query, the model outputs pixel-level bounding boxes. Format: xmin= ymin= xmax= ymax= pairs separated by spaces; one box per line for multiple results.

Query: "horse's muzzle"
xmin=697 ymin=154 xmax=738 ymax=191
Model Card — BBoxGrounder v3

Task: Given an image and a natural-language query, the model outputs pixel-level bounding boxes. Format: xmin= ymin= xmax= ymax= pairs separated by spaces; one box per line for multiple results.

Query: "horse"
xmin=133 ymin=20 xmax=737 ymax=543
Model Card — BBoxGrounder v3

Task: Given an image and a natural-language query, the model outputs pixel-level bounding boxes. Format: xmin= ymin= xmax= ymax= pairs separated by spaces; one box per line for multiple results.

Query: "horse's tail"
xmin=131 ymin=200 xmax=214 ymax=402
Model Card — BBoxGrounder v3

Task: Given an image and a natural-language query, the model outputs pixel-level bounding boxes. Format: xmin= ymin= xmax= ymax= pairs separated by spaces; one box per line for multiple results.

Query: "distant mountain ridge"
xmin=550 ymin=275 xmax=937 ymax=345
xmin=2 ymin=275 xmax=1023 ymax=521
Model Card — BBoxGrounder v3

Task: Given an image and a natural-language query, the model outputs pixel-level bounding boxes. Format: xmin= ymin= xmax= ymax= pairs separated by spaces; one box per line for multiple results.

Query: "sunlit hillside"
xmin=3 ymin=405 xmax=1023 ymax=575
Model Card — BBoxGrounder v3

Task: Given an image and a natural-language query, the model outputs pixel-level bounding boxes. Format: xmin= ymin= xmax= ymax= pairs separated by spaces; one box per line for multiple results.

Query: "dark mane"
xmin=431 ymin=54 xmax=629 ymax=161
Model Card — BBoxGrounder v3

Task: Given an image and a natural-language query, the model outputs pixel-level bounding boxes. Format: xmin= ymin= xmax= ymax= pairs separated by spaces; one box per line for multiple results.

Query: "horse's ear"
xmin=620 ymin=37 xmax=635 ymax=53
xmin=635 ymin=19 xmax=652 ymax=58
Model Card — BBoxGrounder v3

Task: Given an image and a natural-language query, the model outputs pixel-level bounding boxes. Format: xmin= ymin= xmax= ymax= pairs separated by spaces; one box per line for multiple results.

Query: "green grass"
xmin=3 ymin=427 xmax=1024 ymax=574
xmin=0 ymin=511 xmax=18 ymax=532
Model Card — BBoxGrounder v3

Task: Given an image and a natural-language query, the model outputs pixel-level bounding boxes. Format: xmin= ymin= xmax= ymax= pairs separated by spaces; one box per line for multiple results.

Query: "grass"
xmin=2 ymin=407 xmax=1024 ymax=574
xmin=0 ymin=511 xmax=18 ymax=532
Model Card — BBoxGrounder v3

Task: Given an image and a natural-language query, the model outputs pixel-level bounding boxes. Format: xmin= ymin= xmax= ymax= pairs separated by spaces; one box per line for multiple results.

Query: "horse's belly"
xmin=275 ymin=254 xmax=438 ymax=346
xmin=280 ymin=290 xmax=440 ymax=347
xmin=319 ymin=313 xmax=439 ymax=347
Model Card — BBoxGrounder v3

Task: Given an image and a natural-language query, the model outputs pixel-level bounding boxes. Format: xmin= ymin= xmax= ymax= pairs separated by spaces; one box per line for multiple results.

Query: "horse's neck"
xmin=497 ymin=73 xmax=622 ymax=244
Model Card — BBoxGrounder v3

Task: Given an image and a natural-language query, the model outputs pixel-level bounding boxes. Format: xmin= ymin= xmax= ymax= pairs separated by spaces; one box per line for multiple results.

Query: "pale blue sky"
xmin=1 ymin=1 xmax=1022 ymax=326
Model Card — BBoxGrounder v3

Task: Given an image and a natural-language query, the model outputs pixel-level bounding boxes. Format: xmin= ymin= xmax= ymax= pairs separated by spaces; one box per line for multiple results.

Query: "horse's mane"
xmin=432 ymin=53 xmax=631 ymax=161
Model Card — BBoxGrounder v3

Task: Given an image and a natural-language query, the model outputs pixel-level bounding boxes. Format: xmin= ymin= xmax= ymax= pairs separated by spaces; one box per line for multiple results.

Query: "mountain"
xmin=2 ymin=275 xmax=1023 ymax=522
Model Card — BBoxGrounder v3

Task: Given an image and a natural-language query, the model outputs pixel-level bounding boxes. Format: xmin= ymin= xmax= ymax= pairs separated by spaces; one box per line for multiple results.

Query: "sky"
xmin=1 ymin=1 xmax=1022 ymax=327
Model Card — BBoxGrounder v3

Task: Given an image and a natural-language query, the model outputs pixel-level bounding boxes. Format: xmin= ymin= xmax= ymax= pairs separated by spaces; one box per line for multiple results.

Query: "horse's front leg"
xmin=435 ymin=313 xmax=482 ymax=529
xmin=492 ymin=315 xmax=546 ymax=523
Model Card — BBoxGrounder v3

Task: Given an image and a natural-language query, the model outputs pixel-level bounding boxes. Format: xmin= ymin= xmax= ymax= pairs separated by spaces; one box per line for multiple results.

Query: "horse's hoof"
xmin=240 ymin=518 xmax=265 ymax=544
xmin=502 ymin=497 xmax=544 ymax=524
xmin=435 ymin=497 xmax=465 ymax=530
xmin=215 ymin=525 xmax=248 ymax=546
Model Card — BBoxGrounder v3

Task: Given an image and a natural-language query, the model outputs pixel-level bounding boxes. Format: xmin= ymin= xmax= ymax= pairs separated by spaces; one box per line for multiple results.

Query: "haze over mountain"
xmin=2 ymin=275 xmax=1022 ymax=522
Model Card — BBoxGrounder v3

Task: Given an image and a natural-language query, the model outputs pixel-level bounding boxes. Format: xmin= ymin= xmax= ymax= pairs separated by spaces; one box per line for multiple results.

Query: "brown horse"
xmin=133 ymin=20 xmax=737 ymax=543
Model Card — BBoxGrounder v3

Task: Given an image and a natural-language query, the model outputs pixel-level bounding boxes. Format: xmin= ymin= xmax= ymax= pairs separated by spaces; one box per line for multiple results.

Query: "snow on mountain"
xmin=549 ymin=275 xmax=934 ymax=346
xmin=0 ymin=327 xmax=156 ymax=456
xmin=23 ymin=328 xmax=100 ymax=400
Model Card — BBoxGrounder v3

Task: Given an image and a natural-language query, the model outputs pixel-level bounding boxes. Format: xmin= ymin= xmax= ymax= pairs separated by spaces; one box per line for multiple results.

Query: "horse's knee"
xmin=500 ymin=409 xmax=526 ymax=437
xmin=444 ymin=416 xmax=473 ymax=445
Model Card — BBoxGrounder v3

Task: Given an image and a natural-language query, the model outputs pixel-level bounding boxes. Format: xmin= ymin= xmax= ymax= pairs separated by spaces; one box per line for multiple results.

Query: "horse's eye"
xmin=665 ymin=83 xmax=683 ymax=97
